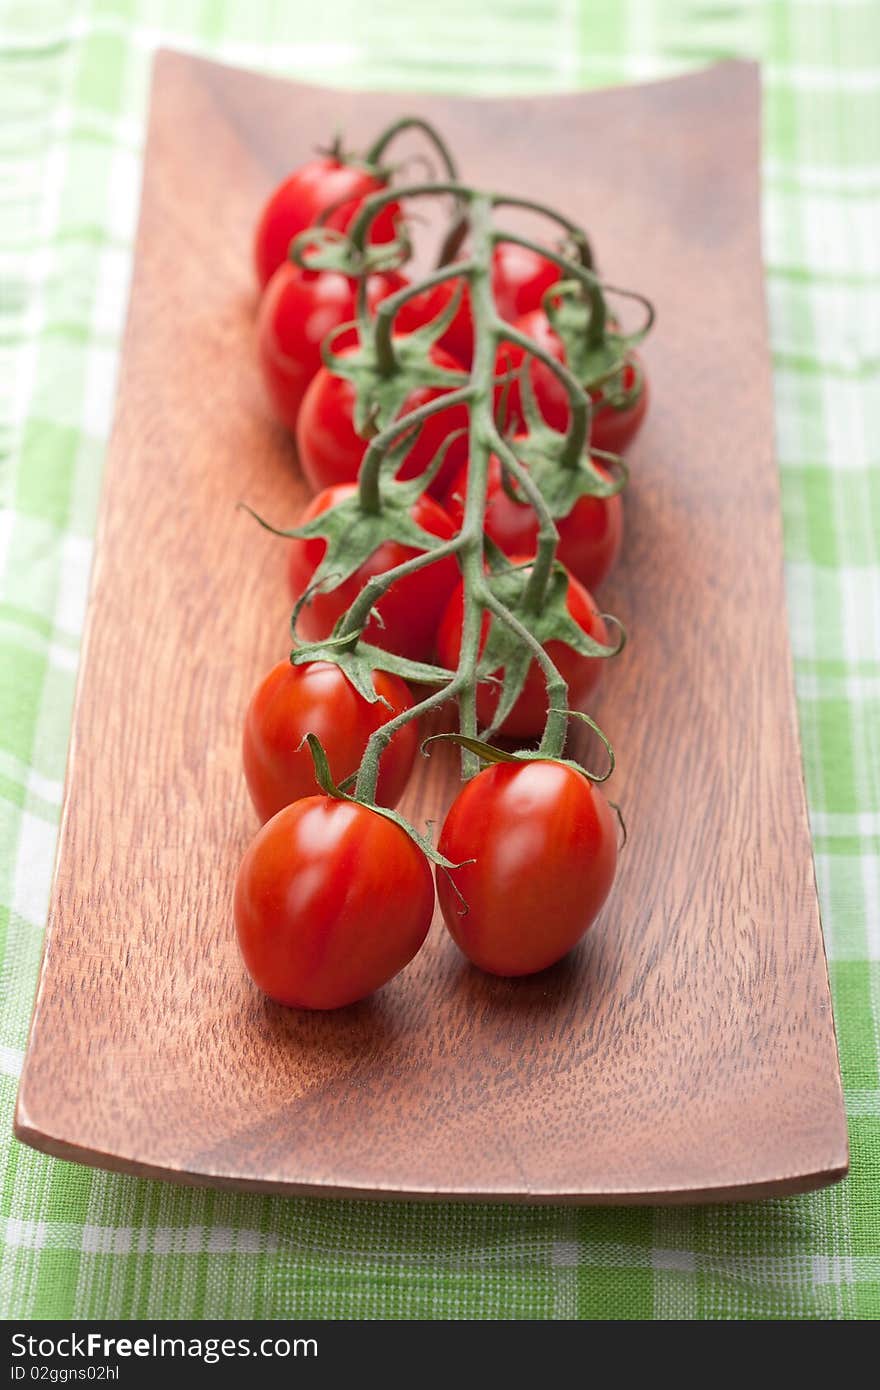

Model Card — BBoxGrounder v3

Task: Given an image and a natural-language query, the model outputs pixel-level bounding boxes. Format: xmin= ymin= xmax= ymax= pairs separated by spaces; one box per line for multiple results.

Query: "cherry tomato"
xmin=491 ymin=243 xmax=560 ymax=323
xmin=257 ymin=263 xmax=409 ymax=432
xmin=254 ymin=157 xmax=400 ymax=291
xmin=435 ymin=560 xmax=609 ymax=739
xmin=243 ymin=660 xmax=418 ymax=823
xmin=296 ymin=342 xmax=468 ymax=498
xmin=496 ymin=309 xmax=648 ymax=455
xmin=437 ymin=759 xmax=617 ymax=976
xmin=235 ymin=797 xmax=434 ymax=1009
xmin=444 ymin=449 xmax=622 ymax=592
xmin=288 ymin=483 xmax=460 ymax=662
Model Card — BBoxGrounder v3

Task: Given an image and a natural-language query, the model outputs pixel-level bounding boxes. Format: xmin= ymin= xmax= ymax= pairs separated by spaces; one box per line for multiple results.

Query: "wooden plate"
xmin=15 ymin=51 xmax=848 ymax=1203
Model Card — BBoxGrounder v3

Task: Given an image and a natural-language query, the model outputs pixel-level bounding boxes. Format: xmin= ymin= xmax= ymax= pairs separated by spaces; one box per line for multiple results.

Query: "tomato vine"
xmin=239 ymin=113 xmax=655 ymax=1001
xmin=275 ymin=130 xmax=651 ymax=837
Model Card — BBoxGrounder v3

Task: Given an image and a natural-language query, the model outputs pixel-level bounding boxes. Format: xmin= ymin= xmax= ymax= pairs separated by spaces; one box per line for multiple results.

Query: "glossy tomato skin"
xmin=444 ymin=449 xmax=623 ymax=592
xmin=496 ymin=309 xmax=648 ymax=455
xmin=436 ymin=561 xmax=609 ymax=739
xmin=296 ymin=342 xmax=468 ymax=499
xmin=437 ymin=760 xmax=617 ymax=976
xmin=254 ymin=158 xmax=400 ymax=290
xmin=491 ymin=243 xmax=560 ymax=323
xmin=243 ymin=660 xmax=418 ymax=823
xmin=257 ymin=263 xmax=408 ymax=432
xmin=234 ymin=797 xmax=434 ymax=1009
xmin=288 ymin=483 xmax=460 ymax=662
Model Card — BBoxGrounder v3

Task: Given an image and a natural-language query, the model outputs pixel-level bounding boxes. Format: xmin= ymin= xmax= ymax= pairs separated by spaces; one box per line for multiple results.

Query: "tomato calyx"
xmin=321 ymin=291 xmax=469 ymax=438
xmin=289 ymin=223 xmax=411 ymax=280
xmin=502 ymin=437 xmax=627 ymax=518
xmin=542 ymin=279 xmax=654 ymax=406
xmin=422 ymin=718 xmax=615 ymax=784
xmin=289 ymin=636 xmax=454 ymax=704
xmin=278 ymin=465 xmax=457 ymax=593
xmin=302 ymin=731 xmax=461 ymax=869
xmin=477 ymin=559 xmax=624 ymax=735
xmin=311 ymin=111 xmax=462 ymax=192
xmin=497 ymin=362 xmax=629 ymax=518
xmin=312 ymin=133 xmax=393 ymax=181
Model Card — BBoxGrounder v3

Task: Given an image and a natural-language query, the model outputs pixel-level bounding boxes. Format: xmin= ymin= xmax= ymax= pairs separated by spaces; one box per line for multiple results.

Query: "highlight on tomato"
xmin=436 ymin=759 xmax=617 ymax=976
xmin=288 ymin=483 xmax=460 ymax=662
xmin=444 ymin=450 xmax=623 ymax=593
xmin=435 ymin=560 xmax=610 ymax=739
xmin=254 ymin=154 xmax=400 ymax=291
xmin=234 ymin=796 xmax=435 ymax=1009
xmin=496 ymin=308 xmax=648 ymax=455
xmin=243 ymin=659 xmax=418 ymax=823
xmin=257 ymin=262 xmax=409 ymax=432
xmin=295 ymin=341 xmax=469 ymax=498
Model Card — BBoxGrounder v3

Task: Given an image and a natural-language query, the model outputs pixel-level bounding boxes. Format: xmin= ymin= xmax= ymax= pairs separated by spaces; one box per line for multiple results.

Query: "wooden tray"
xmin=15 ymin=51 xmax=848 ymax=1203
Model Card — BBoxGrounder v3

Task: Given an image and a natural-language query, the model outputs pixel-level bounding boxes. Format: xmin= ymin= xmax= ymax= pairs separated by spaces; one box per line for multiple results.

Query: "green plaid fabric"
xmin=1 ymin=0 xmax=878 ymax=1320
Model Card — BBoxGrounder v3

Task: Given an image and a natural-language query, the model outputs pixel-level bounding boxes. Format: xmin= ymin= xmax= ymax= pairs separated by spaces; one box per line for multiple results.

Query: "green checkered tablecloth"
xmin=1 ymin=0 xmax=878 ymax=1321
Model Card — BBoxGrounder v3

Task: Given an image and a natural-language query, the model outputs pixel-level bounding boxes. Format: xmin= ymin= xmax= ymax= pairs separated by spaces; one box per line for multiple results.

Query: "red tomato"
xmin=435 ymin=560 xmax=609 ymax=739
xmin=254 ymin=157 xmax=400 ymax=291
xmin=243 ymin=660 xmax=418 ymax=823
xmin=235 ymin=797 xmax=434 ymax=1008
xmin=296 ymin=342 xmax=468 ymax=498
xmin=257 ymin=263 xmax=409 ymax=433
xmin=444 ymin=449 xmax=623 ymax=592
xmin=491 ymin=243 xmax=560 ymax=323
xmin=496 ymin=309 xmax=648 ymax=455
xmin=288 ymin=483 xmax=460 ymax=662
xmin=437 ymin=759 xmax=617 ymax=976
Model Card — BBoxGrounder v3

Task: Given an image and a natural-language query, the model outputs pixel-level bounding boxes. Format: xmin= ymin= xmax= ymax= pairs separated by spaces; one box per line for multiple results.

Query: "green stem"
xmin=480 ymin=588 xmax=568 ymax=758
xmin=452 ymin=195 xmax=500 ymax=777
xmin=497 ymin=318 xmax=589 ymax=468
xmin=489 ymin=429 xmax=558 ymax=612
xmin=348 ymin=182 xmax=473 ymax=253
xmin=365 ymin=117 xmax=460 ymax=181
xmin=596 ymin=281 xmax=656 ymax=345
xmin=372 ymin=262 xmax=476 ymax=377
xmin=353 ymin=675 xmax=466 ymax=803
xmin=337 ymin=537 xmax=465 ymax=642
xmin=436 ymin=211 xmax=469 ymax=269
xmin=352 ymin=193 xmax=555 ymax=794
xmin=492 ymin=228 xmax=609 ymax=357
xmin=356 ymin=386 xmax=476 ymax=515
xmin=489 ymin=195 xmax=594 ymax=267
xmin=356 ymin=275 xmax=371 ymax=346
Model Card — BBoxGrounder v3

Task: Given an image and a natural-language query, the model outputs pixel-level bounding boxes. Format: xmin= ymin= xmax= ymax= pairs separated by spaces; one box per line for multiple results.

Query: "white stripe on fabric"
xmin=10 ymin=812 xmax=57 ymax=929
xmin=0 ymin=1046 xmax=24 ymax=1079
xmin=844 ymin=1090 xmax=880 ymax=1116
xmin=0 ymin=752 xmax=64 ymax=808
xmin=811 ymin=811 xmax=880 ymax=836
xmin=764 ymin=160 xmax=880 ymax=194
xmin=1 ymin=1218 xmax=285 ymax=1255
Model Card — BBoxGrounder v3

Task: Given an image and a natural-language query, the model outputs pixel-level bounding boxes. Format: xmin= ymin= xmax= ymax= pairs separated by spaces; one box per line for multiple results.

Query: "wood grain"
xmin=14 ymin=51 xmax=848 ymax=1202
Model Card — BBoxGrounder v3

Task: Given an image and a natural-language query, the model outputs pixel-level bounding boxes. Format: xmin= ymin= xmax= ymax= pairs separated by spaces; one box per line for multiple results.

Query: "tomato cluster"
xmin=235 ymin=125 xmax=650 ymax=1011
